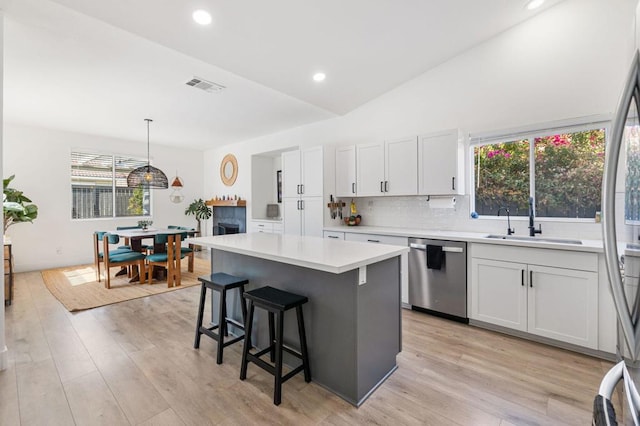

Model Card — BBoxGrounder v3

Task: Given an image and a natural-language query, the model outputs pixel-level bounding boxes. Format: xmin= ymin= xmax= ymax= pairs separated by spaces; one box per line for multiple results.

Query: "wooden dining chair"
xmin=93 ymin=231 xmax=133 ymax=282
xmin=168 ymin=227 xmax=195 ymax=272
xmin=146 ymin=233 xmax=184 ymax=287
xmin=102 ymin=233 xmax=147 ymax=289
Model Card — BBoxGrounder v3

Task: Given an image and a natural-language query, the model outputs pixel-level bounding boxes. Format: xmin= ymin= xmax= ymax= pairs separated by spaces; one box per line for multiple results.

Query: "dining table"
xmin=111 ymin=228 xmax=184 ymax=285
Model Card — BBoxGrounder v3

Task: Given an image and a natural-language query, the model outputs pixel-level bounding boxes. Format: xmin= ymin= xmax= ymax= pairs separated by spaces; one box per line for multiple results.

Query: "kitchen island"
xmin=187 ymin=232 xmax=408 ymax=406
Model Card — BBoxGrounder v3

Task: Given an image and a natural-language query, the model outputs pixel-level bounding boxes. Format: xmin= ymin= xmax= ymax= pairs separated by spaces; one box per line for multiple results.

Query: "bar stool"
xmin=194 ymin=273 xmax=248 ymax=364
xmin=240 ymin=286 xmax=311 ymax=406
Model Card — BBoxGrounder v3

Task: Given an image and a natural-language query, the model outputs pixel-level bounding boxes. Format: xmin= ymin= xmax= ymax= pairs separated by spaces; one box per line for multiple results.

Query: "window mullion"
xmin=529 ymin=137 xmax=535 ymax=207
xmin=112 ymin=155 xmax=117 ymax=218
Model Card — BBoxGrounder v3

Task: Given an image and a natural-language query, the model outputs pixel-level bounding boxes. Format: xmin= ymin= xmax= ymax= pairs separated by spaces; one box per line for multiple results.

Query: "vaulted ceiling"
xmin=1 ymin=0 xmax=566 ymax=150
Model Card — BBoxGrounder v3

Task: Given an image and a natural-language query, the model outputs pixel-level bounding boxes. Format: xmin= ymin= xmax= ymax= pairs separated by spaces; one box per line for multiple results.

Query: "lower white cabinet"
xmin=344 ymin=232 xmax=409 ymax=307
xmin=471 ymin=244 xmax=598 ymax=350
xmin=284 ymin=197 xmax=323 ymax=237
xmin=249 ymin=220 xmax=283 ymax=234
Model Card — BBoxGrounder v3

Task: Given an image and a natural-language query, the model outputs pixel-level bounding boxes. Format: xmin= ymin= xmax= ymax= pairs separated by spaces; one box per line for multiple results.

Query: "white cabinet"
xmin=323 ymin=231 xmax=345 ymax=240
xmin=470 ymin=244 xmax=598 ymax=349
xmin=418 ymin=129 xmax=465 ymax=195
xmin=249 ymin=220 xmax=283 ymax=234
xmin=356 ymin=142 xmax=385 ymax=196
xmin=471 ymin=258 xmax=528 ymax=331
xmin=345 ymin=232 xmax=410 ymax=307
xmin=355 ymin=137 xmax=418 ymax=197
xmin=282 ymin=146 xmax=323 ymax=237
xmin=335 ymin=146 xmax=357 ymax=198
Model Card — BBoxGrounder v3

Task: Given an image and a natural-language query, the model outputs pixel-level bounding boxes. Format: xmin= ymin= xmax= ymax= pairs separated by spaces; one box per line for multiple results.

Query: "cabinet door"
xmin=282 ymin=150 xmax=301 ymax=199
xmin=385 ymin=137 xmax=418 ymax=196
xmin=301 ymin=197 xmax=324 ymax=237
xmin=418 ymin=129 xmax=464 ymax=195
xmin=282 ymin=198 xmax=301 ymax=235
xmin=527 ymin=265 xmax=598 ymax=349
xmin=356 ymin=142 xmax=385 ymax=196
xmin=471 ymin=258 xmax=527 ymax=331
xmin=301 ymin=146 xmax=323 ymax=197
xmin=336 ymin=146 xmax=357 ymax=197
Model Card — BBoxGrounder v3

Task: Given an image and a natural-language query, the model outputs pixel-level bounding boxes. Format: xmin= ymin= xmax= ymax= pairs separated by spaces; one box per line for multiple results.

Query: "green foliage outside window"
xmin=474 ymin=129 xmax=605 ymax=218
xmin=128 ymin=186 xmax=144 ymax=216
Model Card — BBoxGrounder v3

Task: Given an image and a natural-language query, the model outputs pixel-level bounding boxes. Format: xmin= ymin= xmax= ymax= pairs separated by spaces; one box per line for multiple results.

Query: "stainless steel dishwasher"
xmin=408 ymin=238 xmax=467 ymax=322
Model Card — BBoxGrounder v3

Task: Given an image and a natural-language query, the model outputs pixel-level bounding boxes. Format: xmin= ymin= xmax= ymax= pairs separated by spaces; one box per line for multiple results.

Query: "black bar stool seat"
xmin=240 ymin=286 xmax=311 ymax=406
xmin=194 ymin=272 xmax=248 ymax=364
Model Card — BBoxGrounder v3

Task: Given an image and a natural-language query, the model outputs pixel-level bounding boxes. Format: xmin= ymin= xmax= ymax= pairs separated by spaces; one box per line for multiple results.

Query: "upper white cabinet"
xmin=356 ymin=142 xmax=385 ymax=196
xmin=335 ymin=146 xmax=357 ymax=198
xmin=418 ymin=129 xmax=465 ymax=195
xmin=354 ymin=137 xmax=418 ymax=197
xmin=282 ymin=146 xmax=324 ymax=237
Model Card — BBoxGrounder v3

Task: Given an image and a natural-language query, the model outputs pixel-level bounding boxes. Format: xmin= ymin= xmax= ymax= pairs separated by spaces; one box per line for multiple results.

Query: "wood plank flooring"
xmin=0 ymin=264 xmax=616 ymax=425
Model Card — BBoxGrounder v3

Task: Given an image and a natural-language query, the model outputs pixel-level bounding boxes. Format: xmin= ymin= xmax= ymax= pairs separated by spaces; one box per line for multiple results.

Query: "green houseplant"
xmin=3 ymin=175 xmax=38 ymax=233
xmin=185 ymin=198 xmax=212 ymax=235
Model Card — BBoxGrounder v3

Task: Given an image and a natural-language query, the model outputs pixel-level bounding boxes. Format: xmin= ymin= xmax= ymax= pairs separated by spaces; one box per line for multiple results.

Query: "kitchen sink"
xmin=484 ymin=234 xmax=583 ymax=245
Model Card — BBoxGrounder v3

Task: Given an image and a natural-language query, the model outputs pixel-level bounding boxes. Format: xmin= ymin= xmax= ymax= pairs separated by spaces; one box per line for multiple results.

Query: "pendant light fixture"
xmin=127 ymin=119 xmax=168 ymax=189
xmin=169 ymin=171 xmax=185 ymax=203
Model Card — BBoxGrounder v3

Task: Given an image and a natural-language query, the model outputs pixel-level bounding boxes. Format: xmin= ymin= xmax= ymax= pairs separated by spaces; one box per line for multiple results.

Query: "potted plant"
xmin=3 ymin=175 xmax=38 ymax=234
xmin=185 ymin=198 xmax=212 ymax=235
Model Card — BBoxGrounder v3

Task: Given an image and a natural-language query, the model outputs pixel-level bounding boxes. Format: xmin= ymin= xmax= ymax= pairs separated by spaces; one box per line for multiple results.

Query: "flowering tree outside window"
xmin=474 ymin=128 xmax=605 ymax=219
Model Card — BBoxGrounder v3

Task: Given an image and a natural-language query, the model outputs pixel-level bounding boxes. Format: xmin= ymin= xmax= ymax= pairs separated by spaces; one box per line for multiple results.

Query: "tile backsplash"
xmin=325 ymin=194 xmax=634 ymax=242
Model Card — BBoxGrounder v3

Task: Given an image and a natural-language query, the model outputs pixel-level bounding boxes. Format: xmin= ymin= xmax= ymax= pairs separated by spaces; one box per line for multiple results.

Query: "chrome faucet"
xmin=497 ymin=207 xmax=515 ymax=235
xmin=528 ymin=197 xmax=542 ymax=237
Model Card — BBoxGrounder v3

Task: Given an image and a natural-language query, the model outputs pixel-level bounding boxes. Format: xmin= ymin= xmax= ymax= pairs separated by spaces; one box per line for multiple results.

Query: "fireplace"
xmin=216 ymin=222 xmax=240 ymax=235
xmin=212 ymin=205 xmax=246 ymax=235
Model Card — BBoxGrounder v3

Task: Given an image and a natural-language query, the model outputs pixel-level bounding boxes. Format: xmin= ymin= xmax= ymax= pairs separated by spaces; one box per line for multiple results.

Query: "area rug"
xmin=41 ymin=257 xmax=210 ymax=312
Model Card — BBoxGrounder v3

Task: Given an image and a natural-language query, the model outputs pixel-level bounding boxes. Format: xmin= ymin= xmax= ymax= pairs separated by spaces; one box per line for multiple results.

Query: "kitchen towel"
xmin=426 ymin=245 xmax=444 ymax=270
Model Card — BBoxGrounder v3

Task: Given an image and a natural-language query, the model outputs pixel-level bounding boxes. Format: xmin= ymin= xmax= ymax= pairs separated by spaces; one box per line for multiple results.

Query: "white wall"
xmin=3 ymin=123 xmax=204 ymax=271
xmin=204 ymin=0 xmax=638 ymax=240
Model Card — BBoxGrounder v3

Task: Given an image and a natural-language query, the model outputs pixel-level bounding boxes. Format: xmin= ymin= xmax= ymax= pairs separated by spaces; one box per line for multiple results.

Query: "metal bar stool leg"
xmin=240 ymin=301 xmax=255 ymax=381
xmin=273 ymin=310 xmax=284 ymax=406
xmin=296 ymin=305 xmax=311 ymax=382
xmin=194 ymin=281 xmax=207 ymax=349
xmin=216 ymin=288 xmax=227 ymax=364
xmin=268 ymin=311 xmax=275 ymax=362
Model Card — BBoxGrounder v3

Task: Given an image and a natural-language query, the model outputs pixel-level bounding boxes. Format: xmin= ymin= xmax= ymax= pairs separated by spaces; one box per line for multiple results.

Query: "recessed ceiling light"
xmin=313 ymin=72 xmax=326 ymax=82
xmin=526 ymin=0 xmax=544 ymax=10
xmin=193 ymin=10 xmax=212 ymax=25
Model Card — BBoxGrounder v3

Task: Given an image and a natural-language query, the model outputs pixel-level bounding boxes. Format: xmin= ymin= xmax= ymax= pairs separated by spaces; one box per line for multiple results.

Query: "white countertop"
xmin=186 ymin=233 xmax=408 ymax=274
xmin=324 ymin=225 xmax=605 ymax=253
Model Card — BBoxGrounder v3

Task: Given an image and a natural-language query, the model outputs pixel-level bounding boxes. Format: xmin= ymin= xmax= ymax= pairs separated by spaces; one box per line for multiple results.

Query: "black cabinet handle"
xmin=328 ymin=236 xmax=339 ymax=239
xmin=529 ymin=270 xmax=533 ymax=288
xmin=521 ymin=269 xmax=525 ymax=286
xmin=367 ymin=239 xmax=380 ymax=243
xmin=300 ymin=184 xmax=304 ymax=195
xmin=352 ymin=182 xmax=356 ymax=193
xmin=380 ymin=181 xmax=384 ymax=192
xmin=300 ymin=200 xmax=304 ymax=210
xmin=452 ymin=177 xmax=456 ymax=190
xmin=384 ymin=181 xmax=389 ymax=192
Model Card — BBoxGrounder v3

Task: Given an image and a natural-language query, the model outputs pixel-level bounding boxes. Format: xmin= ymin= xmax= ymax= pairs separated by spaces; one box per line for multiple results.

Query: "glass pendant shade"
xmin=127 ymin=118 xmax=168 ymax=189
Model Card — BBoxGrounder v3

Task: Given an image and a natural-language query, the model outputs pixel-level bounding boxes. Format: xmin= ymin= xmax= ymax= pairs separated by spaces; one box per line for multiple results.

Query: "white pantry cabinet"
xmin=282 ymin=146 xmax=324 ymax=237
xmin=355 ymin=137 xmax=418 ymax=197
xmin=470 ymin=244 xmax=598 ymax=350
xmin=418 ymin=129 xmax=465 ymax=195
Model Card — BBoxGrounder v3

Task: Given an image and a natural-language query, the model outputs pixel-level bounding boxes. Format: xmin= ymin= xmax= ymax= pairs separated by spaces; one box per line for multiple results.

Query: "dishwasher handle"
xmin=409 ymin=243 xmax=463 ymax=253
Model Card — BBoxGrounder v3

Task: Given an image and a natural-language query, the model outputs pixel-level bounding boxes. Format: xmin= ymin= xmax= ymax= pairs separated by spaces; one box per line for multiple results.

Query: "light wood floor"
xmin=0 ymin=265 xmax=614 ymax=425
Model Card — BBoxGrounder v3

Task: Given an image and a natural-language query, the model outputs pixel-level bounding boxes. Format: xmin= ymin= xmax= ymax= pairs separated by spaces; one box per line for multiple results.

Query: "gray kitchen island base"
xmin=211 ymin=249 xmax=402 ymax=406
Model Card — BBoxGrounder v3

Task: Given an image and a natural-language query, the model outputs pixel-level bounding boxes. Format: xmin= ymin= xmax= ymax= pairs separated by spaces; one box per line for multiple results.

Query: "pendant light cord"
xmin=145 ymin=118 xmax=153 ymax=167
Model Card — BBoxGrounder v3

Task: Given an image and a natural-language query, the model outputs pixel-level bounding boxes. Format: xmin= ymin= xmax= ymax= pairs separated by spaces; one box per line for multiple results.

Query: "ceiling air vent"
xmin=185 ymin=77 xmax=225 ymax=93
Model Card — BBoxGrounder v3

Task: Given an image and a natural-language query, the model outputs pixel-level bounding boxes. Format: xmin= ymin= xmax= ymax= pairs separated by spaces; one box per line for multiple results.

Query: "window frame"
xmin=469 ymin=116 xmax=610 ymax=222
xmin=70 ymin=149 xmax=154 ymax=221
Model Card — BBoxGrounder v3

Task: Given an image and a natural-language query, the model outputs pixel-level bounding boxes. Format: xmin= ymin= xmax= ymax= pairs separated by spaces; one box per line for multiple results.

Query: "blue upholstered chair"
xmin=93 ymin=231 xmax=133 ymax=282
xmin=146 ymin=233 xmax=185 ymax=287
xmin=101 ymin=233 xmax=147 ymax=289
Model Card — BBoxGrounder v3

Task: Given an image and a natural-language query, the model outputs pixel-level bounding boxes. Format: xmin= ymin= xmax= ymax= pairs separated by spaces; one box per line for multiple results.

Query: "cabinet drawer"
xmin=345 ymin=232 xmax=407 ymax=247
xmin=324 ymin=231 xmax=345 ymax=240
xmin=470 ymin=243 xmax=597 ymax=272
